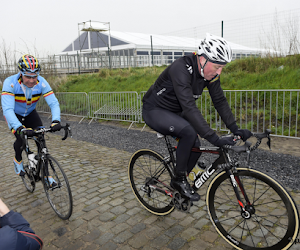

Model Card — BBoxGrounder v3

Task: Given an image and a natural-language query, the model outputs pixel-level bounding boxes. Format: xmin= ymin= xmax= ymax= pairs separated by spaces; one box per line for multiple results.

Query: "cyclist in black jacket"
xmin=142 ymin=33 xmax=252 ymax=201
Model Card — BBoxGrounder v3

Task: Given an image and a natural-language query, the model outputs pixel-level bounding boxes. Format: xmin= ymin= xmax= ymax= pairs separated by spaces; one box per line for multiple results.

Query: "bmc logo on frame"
xmin=288 ymin=237 xmax=300 ymax=244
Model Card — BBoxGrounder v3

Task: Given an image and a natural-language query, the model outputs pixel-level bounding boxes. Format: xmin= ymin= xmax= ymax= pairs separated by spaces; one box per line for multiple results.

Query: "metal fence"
xmin=196 ymin=90 xmax=300 ymax=138
xmin=36 ymin=92 xmax=89 ymax=123
xmin=88 ymin=92 xmax=139 ymax=125
xmin=29 ymin=90 xmax=300 ymax=139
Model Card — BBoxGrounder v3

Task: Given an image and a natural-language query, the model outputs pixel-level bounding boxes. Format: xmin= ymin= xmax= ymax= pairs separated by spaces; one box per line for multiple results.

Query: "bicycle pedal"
xmin=172 ymin=191 xmax=192 ymax=213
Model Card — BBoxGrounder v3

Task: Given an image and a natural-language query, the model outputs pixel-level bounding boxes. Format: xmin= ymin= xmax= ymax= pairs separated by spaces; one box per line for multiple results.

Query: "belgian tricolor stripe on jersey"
xmin=14 ymin=95 xmax=41 ymax=104
xmin=1 ymin=91 xmax=14 ymax=97
xmin=14 ymin=94 xmax=27 ymax=103
xmin=14 ymin=94 xmax=42 ymax=104
xmin=43 ymin=90 xmax=54 ymax=98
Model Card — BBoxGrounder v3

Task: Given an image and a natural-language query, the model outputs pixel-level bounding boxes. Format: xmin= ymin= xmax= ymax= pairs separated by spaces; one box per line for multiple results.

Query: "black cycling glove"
xmin=18 ymin=127 xmax=35 ymax=137
xmin=16 ymin=126 xmax=25 ymax=135
xmin=206 ymin=133 xmax=235 ymax=147
xmin=50 ymin=120 xmax=61 ymax=132
xmin=228 ymin=123 xmax=253 ymax=141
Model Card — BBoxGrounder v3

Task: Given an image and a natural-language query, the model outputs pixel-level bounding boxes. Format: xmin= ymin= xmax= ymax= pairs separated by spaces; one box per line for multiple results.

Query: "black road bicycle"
xmin=128 ymin=130 xmax=299 ymax=250
xmin=21 ymin=124 xmax=73 ymax=220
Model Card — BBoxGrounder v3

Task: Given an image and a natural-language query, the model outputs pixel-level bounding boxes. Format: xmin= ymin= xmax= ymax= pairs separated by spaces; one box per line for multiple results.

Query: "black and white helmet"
xmin=197 ymin=33 xmax=232 ymax=64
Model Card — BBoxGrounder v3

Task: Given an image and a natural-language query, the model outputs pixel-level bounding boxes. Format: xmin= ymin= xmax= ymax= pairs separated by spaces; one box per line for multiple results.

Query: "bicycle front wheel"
xmin=42 ymin=155 xmax=73 ymax=220
xmin=128 ymin=149 xmax=175 ymax=216
xmin=207 ymin=167 xmax=299 ymax=250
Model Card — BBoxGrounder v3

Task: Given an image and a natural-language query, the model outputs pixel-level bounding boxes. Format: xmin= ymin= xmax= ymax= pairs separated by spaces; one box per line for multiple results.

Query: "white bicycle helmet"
xmin=197 ymin=33 xmax=232 ymax=64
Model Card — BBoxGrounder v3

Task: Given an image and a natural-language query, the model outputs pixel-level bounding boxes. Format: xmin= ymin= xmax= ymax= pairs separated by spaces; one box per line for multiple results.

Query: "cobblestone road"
xmin=0 ymin=120 xmax=299 ymax=250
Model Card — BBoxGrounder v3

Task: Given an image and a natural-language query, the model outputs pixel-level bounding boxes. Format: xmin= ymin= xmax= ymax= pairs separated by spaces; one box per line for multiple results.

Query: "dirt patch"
xmin=257 ymin=136 xmax=300 ymax=158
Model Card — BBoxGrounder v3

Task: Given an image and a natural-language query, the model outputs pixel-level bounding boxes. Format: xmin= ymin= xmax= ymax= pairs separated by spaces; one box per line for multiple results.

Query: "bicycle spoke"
xmin=252 ymin=186 xmax=272 ymax=205
xmin=244 ymin=220 xmax=256 ymax=247
xmin=215 ymin=183 xmax=242 ymax=208
xmin=252 ymin=215 xmax=283 ymax=243
xmin=254 ymin=214 xmax=288 ymax=233
xmin=21 ymin=163 xmax=36 ymax=193
xmin=142 ymin=191 xmax=170 ymax=207
xmin=254 ymin=218 xmax=270 ymax=247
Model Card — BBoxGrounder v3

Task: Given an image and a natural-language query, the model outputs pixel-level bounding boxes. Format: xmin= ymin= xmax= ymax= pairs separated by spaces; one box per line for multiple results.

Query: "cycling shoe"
xmin=170 ymin=174 xmax=200 ymax=201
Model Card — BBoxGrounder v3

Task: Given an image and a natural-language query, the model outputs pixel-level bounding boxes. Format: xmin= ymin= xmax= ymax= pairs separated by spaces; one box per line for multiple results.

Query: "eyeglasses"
xmin=21 ymin=72 xmax=38 ymax=79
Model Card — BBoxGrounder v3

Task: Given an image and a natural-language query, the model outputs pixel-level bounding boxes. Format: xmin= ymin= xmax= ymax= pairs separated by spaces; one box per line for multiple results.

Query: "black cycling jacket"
xmin=142 ymin=53 xmax=236 ymax=139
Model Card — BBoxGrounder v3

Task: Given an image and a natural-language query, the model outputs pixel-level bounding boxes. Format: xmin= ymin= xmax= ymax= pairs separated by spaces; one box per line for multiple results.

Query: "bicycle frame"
xmin=22 ymin=124 xmax=71 ymax=182
xmin=162 ymin=135 xmax=255 ymax=215
xmin=23 ymin=132 xmax=48 ymax=181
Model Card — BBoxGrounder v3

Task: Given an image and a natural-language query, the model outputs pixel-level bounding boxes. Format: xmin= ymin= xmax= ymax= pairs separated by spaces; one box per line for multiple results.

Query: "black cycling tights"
xmin=13 ymin=109 xmax=43 ymax=162
xmin=142 ymin=106 xmax=201 ymax=174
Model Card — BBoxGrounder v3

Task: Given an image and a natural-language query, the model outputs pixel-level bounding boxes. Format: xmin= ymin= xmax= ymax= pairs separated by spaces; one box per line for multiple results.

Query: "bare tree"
xmin=282 ymin=14 xmax=300 ymax=55
xmin=260 ymin=10 xmax=300 ymax=56
xmin=0 ymin=39 xmax=16 ymax=85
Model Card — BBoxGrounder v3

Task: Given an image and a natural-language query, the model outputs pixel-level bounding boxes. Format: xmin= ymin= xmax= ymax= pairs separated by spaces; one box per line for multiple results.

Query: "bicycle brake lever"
xmin=264 ymin=129 xmax=271 ymax=150
xmin=62 ymin=123 xmax=71 ymax=140
xmin=267 ymin=135 xmax=271 ymax=150
xmin=68 ymin=126 xmax=72 ymax=138
xmin=246 ymin=144 xmax=251 ymax=167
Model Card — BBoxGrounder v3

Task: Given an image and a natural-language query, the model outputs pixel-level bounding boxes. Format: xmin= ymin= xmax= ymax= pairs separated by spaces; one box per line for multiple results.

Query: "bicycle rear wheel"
xmin=21 ymin=164 xmax=36 ymax=193
xmin=42 ymin=155 xmax=73 ymax=220
xmin=207 ymin=168 xmax=299 ymax=250
xmin=128 ymin=149 xmax=175 ymax=216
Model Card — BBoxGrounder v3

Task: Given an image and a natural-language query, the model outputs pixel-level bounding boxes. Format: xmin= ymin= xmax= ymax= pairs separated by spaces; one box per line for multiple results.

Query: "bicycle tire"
xmin=42 ymin=155 xmax=73 ymax=220
xmin=128 ymin=149 xmax=175 ymax=216
xmin=21 ymin=164 xmax=36 ymax=193
xmin=206 ymin=167 xmax=299 ymax=250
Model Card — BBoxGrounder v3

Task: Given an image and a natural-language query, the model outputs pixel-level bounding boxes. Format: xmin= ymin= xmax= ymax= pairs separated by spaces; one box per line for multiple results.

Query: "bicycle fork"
xmin=192 ymin=153 xmax=254 ymax=218
xmin=226 ymin=168 xmax=254 ymax=219
xmin=39 ymin=148 xmax=57 ymax=189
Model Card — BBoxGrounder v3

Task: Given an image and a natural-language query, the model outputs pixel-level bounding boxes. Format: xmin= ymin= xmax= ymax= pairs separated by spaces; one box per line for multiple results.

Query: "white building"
xmin=57 ymin=30 xmax=264 ymax=70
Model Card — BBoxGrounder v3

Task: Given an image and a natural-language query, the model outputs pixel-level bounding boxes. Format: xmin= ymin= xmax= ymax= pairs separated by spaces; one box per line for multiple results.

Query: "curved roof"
xmin=61 ymin=30 xmax=265 ymax=55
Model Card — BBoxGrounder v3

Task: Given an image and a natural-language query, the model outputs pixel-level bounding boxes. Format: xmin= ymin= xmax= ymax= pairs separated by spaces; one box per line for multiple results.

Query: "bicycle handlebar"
xmin=224 ymin=129 xmax=271 ymax=153
xmin=23 ymin=123 xmax=72 ymax=141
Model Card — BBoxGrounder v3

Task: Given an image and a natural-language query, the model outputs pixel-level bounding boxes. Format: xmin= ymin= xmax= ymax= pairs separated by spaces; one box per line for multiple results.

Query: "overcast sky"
xmin=1 ymin=0 xmax=300 ymax=58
